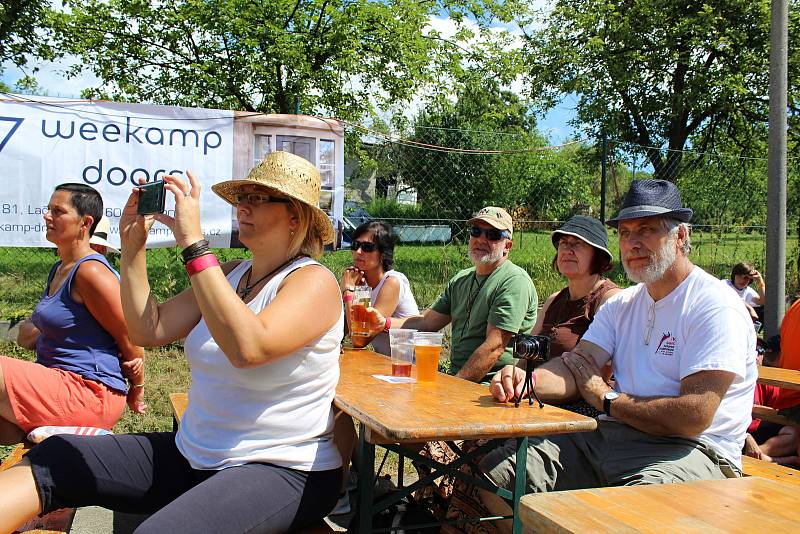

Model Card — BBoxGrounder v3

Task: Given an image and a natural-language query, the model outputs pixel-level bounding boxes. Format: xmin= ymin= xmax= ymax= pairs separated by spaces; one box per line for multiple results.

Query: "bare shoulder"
xmin=74 ymin=258 xmax=118 ymax=287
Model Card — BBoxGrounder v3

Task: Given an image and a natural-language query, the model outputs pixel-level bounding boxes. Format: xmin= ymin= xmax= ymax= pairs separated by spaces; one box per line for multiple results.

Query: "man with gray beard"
xmin=479 ymin=180 xmax=757 ymax=532
xmin=369 ymin=206 xmax=537 ymax=382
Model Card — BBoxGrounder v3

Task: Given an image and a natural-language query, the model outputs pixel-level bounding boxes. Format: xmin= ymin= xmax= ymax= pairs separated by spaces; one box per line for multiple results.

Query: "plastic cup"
xmin=389 ymin=328 xmax=417 ymax=377
xmin=350 ymin=285 xmax=371 ymax=348
xmin=414 ymin=332 xmax=443 ymax=382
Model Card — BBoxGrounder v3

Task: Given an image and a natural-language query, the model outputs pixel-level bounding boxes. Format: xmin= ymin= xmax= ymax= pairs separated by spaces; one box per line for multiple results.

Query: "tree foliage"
xmin=52 ymin=0 xmax=527 ymax=120
xmin=523 ymin=0 xmax=789 ymax=181
xmin=0 ymin=0 xmax=53 ymax=70
xmin=397 ymin=76 xmax=597 ymax=221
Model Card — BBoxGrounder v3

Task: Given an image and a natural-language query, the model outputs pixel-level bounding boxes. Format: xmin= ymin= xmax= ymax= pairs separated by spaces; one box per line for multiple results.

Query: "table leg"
xmin=398 ymin=453 xmax=404 ymax=488
xmin=358 ymin=423 xmax=375 ymax=533
xmin=512 ymin=436 xmax=528 ymax=534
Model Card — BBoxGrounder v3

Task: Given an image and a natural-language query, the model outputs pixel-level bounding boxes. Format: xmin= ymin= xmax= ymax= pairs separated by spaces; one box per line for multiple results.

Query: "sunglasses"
xmin=469 ymin=226 xmax=510 ymax=241
xmin=350 ymin=240 xmax=378 ymax=253
xmin=232 ymin=192 xmax=291 ymax=206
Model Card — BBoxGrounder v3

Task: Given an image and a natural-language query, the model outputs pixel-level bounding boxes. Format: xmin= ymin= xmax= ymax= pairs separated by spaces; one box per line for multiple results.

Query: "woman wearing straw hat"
xmin=0 ymin=152 xmax=343 ymax=533
xmin=2 ymin=184 xmax=144 ymax=447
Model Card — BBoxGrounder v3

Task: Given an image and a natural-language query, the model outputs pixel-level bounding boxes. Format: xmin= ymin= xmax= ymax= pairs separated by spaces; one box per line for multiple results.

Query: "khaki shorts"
xmin=480 ymin=420 xmax=741 ymax=494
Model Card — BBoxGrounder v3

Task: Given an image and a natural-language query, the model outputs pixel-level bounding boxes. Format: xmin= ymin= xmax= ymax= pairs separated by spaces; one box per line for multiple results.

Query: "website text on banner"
xmin=0 ymin=95 xmax=234 ymax=248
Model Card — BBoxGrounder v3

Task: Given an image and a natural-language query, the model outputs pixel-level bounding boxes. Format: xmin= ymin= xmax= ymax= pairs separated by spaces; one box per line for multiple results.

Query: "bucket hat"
xmin=212 ymin=151 xmax=335 ymax=245
xmin=551 ymin=215 xmax=612 ymax=264
xmin=606 ymin=179 xmax=693 ymax=228
xmin=89 ymin=216 xmax=120 ymax=254
xmin=467 ymin=206 xmax=513 ymax=238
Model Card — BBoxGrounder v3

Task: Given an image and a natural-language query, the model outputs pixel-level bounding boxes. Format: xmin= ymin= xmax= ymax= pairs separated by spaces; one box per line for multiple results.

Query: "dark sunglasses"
xmin=469 ymin=226 xmax=510 ymax=241
xmin=232 ymin=192 xmax=291 ymax=206
xmin=350 ymin=240 xmax=378 ymax=253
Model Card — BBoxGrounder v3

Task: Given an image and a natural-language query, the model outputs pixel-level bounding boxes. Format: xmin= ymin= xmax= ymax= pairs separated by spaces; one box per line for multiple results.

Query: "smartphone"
xmin=137 ymin=180 xmax=166 ymax=215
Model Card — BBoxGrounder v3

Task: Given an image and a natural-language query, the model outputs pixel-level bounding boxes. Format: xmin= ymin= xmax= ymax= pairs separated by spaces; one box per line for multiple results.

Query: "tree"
xmin=523 ymin=0 xmax=787 ymax=181
xmin=52 ymin=0 xmax=528 ymax=120
xmin=398 ymin=76 xmax=597 ymax=221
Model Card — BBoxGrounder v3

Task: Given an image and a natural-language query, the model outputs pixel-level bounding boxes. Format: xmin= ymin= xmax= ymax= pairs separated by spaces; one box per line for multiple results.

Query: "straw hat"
xmin=89 ymin=216 xmax=120 ymax=254
xmin=212 ymin=151 xmax=335 ymax=245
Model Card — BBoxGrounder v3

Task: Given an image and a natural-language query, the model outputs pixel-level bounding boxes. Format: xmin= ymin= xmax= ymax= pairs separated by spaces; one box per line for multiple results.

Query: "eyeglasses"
xmin=232 ymin=192 xmax=291 ymax=206
xmin=557 ymin=238 xmax=588 ymax=251
xmin=469 ymin=226 xmax=510 ymax=241
xmin=350 ymin=240 xmax=377 ymax=253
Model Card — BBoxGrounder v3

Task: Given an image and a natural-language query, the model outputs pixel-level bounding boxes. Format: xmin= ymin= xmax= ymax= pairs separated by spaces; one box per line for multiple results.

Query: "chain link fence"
xmin=1 ymin=128 xmax=798 ymax=320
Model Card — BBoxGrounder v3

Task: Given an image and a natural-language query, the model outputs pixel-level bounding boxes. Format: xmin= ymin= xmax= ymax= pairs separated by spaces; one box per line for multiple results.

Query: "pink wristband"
xmin=384 ymin=316 xmax=391 ymax=332
xmin=343 ymin=294 xmax=354 ymax=303
xmin=185 ymin=254 xmax=220 ymax=277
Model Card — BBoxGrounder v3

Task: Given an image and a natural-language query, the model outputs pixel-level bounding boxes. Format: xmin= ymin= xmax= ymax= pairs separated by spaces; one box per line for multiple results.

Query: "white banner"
xmin=0 ymin=95 xmax=234 ymax=248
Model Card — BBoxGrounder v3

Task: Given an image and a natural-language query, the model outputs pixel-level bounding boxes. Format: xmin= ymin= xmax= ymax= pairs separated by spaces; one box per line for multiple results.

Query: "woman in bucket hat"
xmin=0 ymin=152 xmax=343 ymax=533
xmin=538 ymin=215 xmax=621 ymax=376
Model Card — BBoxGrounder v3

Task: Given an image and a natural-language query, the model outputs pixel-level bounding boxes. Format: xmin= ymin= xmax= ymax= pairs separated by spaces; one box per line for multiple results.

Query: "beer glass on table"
xmin=350 ymin=285 xmax=371 ymax=349
xmin=389 ymin=328 xmax=417 ymax=378
xmin=414 ymin=332 xmax=443 ymax=382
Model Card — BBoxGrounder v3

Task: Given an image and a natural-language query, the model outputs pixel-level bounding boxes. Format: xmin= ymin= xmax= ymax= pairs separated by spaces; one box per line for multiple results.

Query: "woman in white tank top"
xmin=0 ymin=152 xmax=345 ymax=534
xmin=340 ymin=221 xmax=419 ymax=355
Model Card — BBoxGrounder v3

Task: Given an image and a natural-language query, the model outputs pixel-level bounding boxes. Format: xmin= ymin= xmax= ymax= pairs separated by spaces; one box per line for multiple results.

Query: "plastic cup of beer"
xmin=389 ymin=328 xmax=417 ymax=378
xmin=350 ymin=285 xmax=372 ymax=349
xmin=414 ymin=332 xmax=443 ymax=382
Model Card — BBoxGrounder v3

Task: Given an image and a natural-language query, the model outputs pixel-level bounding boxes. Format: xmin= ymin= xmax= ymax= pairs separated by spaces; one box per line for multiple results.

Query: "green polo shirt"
xmin=431 ymin=260 xmax=537 ymax=377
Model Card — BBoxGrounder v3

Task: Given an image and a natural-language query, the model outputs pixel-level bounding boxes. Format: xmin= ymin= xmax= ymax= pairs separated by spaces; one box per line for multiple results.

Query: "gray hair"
xmin=661 ymin=218 xmax=692 ymax=255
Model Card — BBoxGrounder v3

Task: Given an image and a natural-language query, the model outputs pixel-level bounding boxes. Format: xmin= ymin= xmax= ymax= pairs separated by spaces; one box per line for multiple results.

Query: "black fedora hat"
xmin=606 ymin=179 xmax=693 ymax=228
xmin=551 ymin=215 xmax=613 ymax=264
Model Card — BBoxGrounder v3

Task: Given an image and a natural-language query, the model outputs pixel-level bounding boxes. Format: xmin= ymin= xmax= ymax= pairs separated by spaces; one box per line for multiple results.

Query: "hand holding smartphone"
xmin=137 ymin=180 xmax=166 ymax=215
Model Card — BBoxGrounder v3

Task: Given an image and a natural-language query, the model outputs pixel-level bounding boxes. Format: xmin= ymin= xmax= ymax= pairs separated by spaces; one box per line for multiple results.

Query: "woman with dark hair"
xmin=2 ymin=183 xmax=145 ymax=446
xmin=340 ymin=220 xmax=418 ymax=354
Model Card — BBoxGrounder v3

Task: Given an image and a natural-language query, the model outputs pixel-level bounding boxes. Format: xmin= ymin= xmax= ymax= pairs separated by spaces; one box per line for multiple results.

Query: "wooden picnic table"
xmin=335 ymin=348 xmax=598 ymax=534
xmin=519 ymin=476 xmax=800 ymax=533
xmin=757 ymin=365 xmax=800 ymax=391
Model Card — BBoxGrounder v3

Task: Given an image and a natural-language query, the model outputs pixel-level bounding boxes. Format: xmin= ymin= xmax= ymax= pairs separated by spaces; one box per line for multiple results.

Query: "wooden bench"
xmin=519 ymin=476 xmax=800 ymax=533
xmin=168 ymin=392 xmax=335 ymax=533
xmin=0 ymin=444 xmax=76 ymax=534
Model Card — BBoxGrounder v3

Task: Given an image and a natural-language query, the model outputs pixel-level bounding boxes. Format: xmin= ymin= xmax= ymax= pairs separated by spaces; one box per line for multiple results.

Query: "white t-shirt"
xmin=371 ymin=270 xmax=420 ymax=355
xmin=722 ymin=279 xmax=760 ymax=306
xmin=177 ymin=257 xmax=343 ymax=471
xmin=583 ymin=266 xmax=756 ymax=468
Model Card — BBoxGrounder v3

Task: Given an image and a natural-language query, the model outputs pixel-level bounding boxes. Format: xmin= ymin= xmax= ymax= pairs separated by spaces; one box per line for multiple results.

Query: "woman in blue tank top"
xmin=0 ymin=183 xmax=145 ymax=445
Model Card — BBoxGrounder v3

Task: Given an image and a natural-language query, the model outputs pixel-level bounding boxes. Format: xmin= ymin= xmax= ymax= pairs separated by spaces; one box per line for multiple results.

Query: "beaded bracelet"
xmin=186 ymin=253 xmax=220 ymax=277
xmin=181 ymin=239 xmax=210 ymax=265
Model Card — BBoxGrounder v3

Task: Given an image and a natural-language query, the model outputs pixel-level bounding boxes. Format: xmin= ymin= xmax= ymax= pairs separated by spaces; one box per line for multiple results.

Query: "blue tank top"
xmin=31 ymin=254 xmax=127 ymax=393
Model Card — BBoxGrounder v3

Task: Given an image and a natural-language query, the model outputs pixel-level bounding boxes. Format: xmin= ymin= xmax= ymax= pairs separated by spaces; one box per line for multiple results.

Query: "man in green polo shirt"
xmin=368 ymin=206 xmax=537 ymax=383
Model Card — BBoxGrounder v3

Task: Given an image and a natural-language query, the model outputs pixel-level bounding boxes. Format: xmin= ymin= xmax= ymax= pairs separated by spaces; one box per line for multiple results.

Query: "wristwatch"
xmin=603 ymin=391 xmax=620 ymax=416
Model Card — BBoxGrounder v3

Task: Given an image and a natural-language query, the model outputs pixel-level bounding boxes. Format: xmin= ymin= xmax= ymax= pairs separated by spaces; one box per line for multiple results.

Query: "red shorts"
xmin=1 ymin=356 xmax=126 ymax=433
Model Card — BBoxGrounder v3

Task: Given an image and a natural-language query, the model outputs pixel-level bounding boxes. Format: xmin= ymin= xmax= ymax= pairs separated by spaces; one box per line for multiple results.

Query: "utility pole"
xmin=766 ymin=0 xmax=788 ymax=337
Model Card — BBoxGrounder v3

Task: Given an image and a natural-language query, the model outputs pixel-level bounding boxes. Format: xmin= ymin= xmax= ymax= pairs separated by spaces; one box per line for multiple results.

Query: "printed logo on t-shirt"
xmin=655 ymin=331 xmax=676 ymax=356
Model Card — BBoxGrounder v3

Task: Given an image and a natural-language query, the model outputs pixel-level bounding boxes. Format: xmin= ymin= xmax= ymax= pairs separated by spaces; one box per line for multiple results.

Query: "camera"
xmin=137 ymin=179 xmax=166 ymax=215
xmin=510 ymin=333 xmax=551 ymax=364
